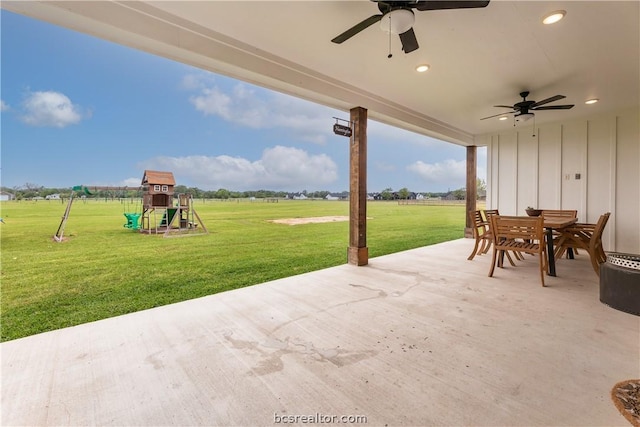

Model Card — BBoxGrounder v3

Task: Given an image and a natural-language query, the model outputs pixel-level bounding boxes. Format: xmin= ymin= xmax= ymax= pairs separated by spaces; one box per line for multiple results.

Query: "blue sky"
xmin=1 ymin=10 xmax=485 ymax=193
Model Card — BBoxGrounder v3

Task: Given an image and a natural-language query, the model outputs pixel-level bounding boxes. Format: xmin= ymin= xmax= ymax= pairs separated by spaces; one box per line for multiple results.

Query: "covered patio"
xmin=1 ymin=2 xmax=638 ymax=425
xmin=2 ymin=239 xmax=637 ymax=426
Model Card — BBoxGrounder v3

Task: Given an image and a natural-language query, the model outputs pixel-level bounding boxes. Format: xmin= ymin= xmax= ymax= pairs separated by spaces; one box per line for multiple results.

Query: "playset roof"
xmin=141 ymin=170 xmax=175 ymax=186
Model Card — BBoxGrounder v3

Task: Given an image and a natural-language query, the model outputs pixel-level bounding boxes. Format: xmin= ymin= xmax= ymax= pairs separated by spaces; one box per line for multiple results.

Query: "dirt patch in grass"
xmin=269 ymin=216 xmax=355 ymax=225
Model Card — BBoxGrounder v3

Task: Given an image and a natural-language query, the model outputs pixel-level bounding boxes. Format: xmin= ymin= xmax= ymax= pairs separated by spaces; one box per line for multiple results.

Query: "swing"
xmin=123 ymin=188 xmax=142 ymax=230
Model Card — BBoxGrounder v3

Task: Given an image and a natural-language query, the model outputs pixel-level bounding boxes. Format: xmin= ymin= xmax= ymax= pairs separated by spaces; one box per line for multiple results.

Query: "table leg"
xmin=546 ymin=227 xmax=556 ymax=276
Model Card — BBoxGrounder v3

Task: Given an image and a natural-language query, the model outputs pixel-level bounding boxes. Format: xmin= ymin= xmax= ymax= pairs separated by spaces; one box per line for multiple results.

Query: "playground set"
xmin=53 ymin=170 xmax=207 ymax=241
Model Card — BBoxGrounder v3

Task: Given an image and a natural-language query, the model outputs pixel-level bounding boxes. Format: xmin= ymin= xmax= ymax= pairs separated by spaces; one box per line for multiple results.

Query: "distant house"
xmin=0 ymin=191 xmax=15 ymax=201
xmin=287 ymin=192 xmax=307 ymax=200
xmin=325 ymin=194 xmax=340 ymax=201
xmin=46 ymin=194 xmax=61 ymax=200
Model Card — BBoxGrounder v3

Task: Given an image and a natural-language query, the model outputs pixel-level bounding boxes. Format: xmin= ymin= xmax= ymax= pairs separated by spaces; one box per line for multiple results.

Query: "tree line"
xmin=2 ymin=179 xmax=485 ymax=201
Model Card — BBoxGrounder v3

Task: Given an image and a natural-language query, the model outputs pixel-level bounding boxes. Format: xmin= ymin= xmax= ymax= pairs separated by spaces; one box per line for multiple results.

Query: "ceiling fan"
xmin=331 ymin=1 xmax=490 ymax=55
xmin=481 ymin=91 xmax=575 ymax=122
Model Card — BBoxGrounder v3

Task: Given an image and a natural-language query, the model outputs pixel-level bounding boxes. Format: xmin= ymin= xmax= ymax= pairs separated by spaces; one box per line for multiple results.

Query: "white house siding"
xmin=482 ymin=107 xmax=639 ymax=254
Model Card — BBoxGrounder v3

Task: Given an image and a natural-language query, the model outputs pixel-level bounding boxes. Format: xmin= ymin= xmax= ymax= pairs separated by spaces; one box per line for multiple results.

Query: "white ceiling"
xmin=3 ymin=1 xmax=639 ymax=146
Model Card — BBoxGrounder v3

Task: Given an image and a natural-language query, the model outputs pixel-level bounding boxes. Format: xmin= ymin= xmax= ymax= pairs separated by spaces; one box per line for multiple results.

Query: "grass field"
xmin=0 ymin=199 xmax=469 ymax=341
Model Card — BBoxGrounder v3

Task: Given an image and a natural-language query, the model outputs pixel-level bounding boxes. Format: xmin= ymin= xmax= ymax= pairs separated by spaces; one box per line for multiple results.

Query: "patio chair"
xmin=483 ymin=209 xmax=524 ymax=260
xmin=541 ymin=209 xmax=579 ymax=254
xmin=468 ymin=210 xmax=518 ymax=266
xmin=482 ymin=209 xmax=500 ymax=221
xmin=488 ymin=215 xmax=547 ymax=287
xmin=554 ymin=212 xmax=611 ymax=276
xmin=468 ymin=210 xmax=492 ymax=260
xmin=540 ymin=209 xmax=577 ymax=219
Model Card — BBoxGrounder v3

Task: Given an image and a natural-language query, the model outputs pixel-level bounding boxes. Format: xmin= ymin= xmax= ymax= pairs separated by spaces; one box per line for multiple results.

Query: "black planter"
xmin=600 ymin=253 xmax=640 ymax=316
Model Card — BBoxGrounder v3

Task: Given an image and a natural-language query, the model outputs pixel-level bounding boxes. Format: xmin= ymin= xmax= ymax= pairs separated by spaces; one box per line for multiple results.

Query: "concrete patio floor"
xmin=2 ymin=238 xmax=638 ymax=426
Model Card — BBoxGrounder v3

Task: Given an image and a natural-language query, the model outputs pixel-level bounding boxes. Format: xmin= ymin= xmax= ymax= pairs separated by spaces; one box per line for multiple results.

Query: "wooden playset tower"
xmin=140 ymin=170 xmax=207 ymax=237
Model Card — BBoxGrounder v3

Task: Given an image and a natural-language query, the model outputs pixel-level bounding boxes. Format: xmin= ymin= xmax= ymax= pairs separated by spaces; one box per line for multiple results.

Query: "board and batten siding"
xmin=481 ymin=107 xmax=639 ymax=254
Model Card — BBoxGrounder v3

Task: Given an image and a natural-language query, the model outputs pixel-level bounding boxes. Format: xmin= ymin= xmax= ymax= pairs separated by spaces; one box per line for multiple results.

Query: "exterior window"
xmin=162 ymin=185 xmax=168 ymax=192
xmin=154 ymin=185 xmax=160 ymax=192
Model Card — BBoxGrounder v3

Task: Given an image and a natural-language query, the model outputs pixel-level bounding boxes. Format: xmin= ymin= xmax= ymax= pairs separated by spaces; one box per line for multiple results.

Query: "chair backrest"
xmin=541 ymin=209 xmax=577 ymax=219
xmin=490 ymin=215 xmax=544 ymax=245
xmin=591 ymin=212 xmax=611 ymax=249
xmin=482 ymin=209 xmax=499 ymax=222
xmin=469 ymin=210 xmax=488 ymax=237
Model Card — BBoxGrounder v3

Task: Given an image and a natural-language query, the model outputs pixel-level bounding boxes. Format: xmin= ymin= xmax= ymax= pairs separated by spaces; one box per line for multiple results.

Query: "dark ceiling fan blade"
xmin=480 ymin=111 xmax=515 ymax=120
xmin=331 ymin=14 xmax=383 ymax=44
xmin=415 ymin=1 xmax=490 ymax=11
xmin=532 ymin=105 xmax=575 ymax=110
xmin=494 ymin=105 xmax=516 ymax=109
xmin=531 ymin=94 xmax=565 ymax=108
xmin=399 ymin=27 xmax=419 ymax=53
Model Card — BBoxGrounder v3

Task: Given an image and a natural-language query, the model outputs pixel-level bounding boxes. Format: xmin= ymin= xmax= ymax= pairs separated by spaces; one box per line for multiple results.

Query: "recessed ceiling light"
xmin=585 ymin=98 xmax=599 ymax=105
xmin=542 ymin=10 xmax=566 ymax=25
xmin=416 ymin=64 xmax=430 ymax=73
xmin=498 ymin=116 xmax=508 ymax=121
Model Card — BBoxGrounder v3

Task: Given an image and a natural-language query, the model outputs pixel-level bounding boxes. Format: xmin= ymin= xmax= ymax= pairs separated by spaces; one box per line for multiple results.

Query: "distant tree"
xmin=215 ymin=188 xmax=230 ymax=199
xmin=452 ymin=188 xmax=466 ymax=200
xmin=397 ymin=187 xmax=410 ymax=200
xmin=23 ymin=182 xmax=42 ymax=190
xmin=173 ymin=185 xmax=188 ymax=195
xmin=381 ymin=187 xmax=393 ymax=200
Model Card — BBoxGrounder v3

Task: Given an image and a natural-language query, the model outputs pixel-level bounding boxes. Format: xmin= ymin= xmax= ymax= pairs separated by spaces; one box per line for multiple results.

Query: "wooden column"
xmin=465 ymin=145 xmax=477 ymax=238
xmin=348 ymin=107 xmax=368 ymax=266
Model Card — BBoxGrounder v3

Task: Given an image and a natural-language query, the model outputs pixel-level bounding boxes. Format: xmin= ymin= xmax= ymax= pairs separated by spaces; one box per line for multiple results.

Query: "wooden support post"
xmin=348 ymin=107 xmax=369 ymax=266
xmin=465 ymin=145 xmax=477 ymax=238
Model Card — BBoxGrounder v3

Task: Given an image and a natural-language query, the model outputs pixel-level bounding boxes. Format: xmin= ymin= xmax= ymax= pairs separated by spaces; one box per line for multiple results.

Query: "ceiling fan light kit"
xmin=379 ymin=9 xmax=414 ymax=34
xmin=516 ymin=112 xmax=534 ymax=122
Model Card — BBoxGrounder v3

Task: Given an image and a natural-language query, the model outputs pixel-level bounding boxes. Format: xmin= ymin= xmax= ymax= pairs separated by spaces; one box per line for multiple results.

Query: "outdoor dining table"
xmin=543 ymin=216 xmax=578 ymax=276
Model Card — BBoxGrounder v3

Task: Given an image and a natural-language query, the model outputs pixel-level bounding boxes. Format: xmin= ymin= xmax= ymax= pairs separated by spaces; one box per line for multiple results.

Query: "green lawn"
xmin=0 ymin=199 xmax=467 ymax=341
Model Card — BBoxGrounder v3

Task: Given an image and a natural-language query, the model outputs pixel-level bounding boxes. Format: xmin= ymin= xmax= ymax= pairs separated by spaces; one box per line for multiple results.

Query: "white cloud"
xmin=20 ymin=91 xmax=86 ymax=128
xmin=122 ymin=177 xmax=142 ymax=187
xmin=139 ymin=145 xmax=338 ymax=191
xmin=186 ymin=75 xmax=336 ymax=145
xmin=0 ymin=100 xmax=9 ymax=112
xmin=407 ymin=159 xmax=467 ymax=188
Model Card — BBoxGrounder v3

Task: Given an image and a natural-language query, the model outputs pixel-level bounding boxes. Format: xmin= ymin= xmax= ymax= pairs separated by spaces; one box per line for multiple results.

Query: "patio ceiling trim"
xmin=2 ymin=0 xmax=475 ymax=147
